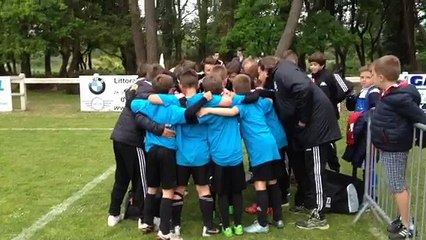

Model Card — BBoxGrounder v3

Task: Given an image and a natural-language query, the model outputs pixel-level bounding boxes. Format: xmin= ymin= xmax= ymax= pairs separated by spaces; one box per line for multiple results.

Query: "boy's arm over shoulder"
xmin=394 ymin=94 xmax=426 ymax=125
xmin=148 ymin=94 xmax=180 ymax=106
xmin=130 ymin=99 xmax=148 ymax=114
xmin=258 ymin=97 xmax=273 ymax=114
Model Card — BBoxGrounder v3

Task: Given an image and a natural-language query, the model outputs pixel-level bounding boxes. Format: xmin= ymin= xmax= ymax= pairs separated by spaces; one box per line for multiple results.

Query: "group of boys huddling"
xmin=108 ymin=49 xmax=426 ymax=240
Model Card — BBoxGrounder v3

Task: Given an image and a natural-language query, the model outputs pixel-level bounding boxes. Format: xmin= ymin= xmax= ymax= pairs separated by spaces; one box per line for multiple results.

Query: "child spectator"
xmin=370 ymin=55 xmax=426 ymax=239
xmin=225 ymin=60 xmax=241 ymax=91
xmin=343 ymin=65 xmax=380 ymax=171
xmin=346 ymin=65 xmax=380 ymax=112
xmin=308 ymin=52 xmax=340 ymax=173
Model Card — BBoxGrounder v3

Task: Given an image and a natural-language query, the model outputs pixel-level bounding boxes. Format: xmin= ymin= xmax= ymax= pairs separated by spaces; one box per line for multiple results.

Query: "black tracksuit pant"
xmin=108 ymin=141 xmax=147 ymax=217
xmin=303 ymin=143 xmax=329 ymax=215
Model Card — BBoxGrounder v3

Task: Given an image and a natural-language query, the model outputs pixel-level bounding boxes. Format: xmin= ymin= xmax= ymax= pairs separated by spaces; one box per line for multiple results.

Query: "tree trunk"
xmin=145 ymin=0 xmax=159 ymax=63
xmin=0 ymin=63 xmax=7 ymax=75
xmin=120 ymin=45 xmax=137 ymax=74
xmin=69 ymin=40 xmax=82 ymax=75
xmin=6 ymin=62 xmax=12 ymax=74
xmin=129 ymin=0 xmax=147 ymax=67
xmin=402 ymin=0 xmax=418 ymax=71
xmin=160 ymin=0 xmax=175 ymax=68
xmin=275 ymin=0 xmax=303 ymax=57
xmin=21 ymin=52 xmax=31 ymax=77
xmin=12 ymin=56 xmax=17 ymax=75
xmin=44 ymin=48 xmax=52 ymax=77
xmin=88 ymin=49 xmax=92 ymax=70
xmin=59 ymin=46 xmax=71 ymax=77
xmin=197 ymin=0 xmax=209 ymax=61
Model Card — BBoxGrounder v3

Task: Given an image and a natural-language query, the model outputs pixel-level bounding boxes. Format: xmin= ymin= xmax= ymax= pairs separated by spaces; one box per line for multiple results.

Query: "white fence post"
xmin=19 ymin=73 xmax=26 ymax=111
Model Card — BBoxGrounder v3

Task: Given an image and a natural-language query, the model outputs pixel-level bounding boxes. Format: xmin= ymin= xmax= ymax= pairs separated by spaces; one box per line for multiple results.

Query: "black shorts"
xmin=213 ymin=162 xmax=246 ymax=195
xmin=252 ymin=160 xmax=284 ymax=182
xmin=146 ymin=146 xmax=177 ymax=190
xmin=177 ymin=163 xmax=210 ymax=186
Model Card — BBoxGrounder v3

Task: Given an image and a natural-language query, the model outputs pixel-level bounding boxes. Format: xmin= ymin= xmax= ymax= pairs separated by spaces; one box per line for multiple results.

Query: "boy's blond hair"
xmin=203 ymin=75 xmax=223 ymax=95
xmin=211 ymin=65 xmax=227 ymax=81
xmin=233 ymin=74 xmax=252 ymax=94
xmin=373 ymin=55 xmax=401 ymax=82
xmin=358 ymin=65 xmax=371 ymax=74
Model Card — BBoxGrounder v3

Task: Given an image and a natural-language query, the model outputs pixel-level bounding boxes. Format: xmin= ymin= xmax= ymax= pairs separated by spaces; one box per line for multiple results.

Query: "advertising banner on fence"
xmin=79 ymin=74 xmax=138 ymax=112
xmin=0 ymin=76 xmax=12 ymax=112
xmin=404 ymin=73 xmax=426 ymax=110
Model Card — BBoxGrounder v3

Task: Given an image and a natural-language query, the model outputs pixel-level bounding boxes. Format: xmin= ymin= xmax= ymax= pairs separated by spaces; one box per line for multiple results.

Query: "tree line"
xmin=0 ymin=0 xmax=425 ymax=77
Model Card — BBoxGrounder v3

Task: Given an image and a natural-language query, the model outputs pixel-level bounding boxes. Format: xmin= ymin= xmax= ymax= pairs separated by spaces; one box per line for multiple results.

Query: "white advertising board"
xmin=0 ymin=76 xmax=12 ymax=112
xmin=79 ymin=74 xmax=138 ymax=112
xmin=403 ymin=74 xmax=426 ymax=110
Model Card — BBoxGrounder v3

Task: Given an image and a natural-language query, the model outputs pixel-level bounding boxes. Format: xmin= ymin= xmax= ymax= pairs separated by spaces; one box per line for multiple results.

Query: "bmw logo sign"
xmin=89 ymin=76 xmax=106 ymax=95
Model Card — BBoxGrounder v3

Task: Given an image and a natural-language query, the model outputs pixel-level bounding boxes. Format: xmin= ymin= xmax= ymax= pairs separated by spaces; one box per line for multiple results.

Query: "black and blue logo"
xmin=89 ymin=76 xmax=106 ymax=95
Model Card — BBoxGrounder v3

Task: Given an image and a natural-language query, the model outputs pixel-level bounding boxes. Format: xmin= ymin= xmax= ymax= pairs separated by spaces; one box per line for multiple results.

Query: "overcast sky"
xmin=138 ymin=0 xmax=197 ymax=18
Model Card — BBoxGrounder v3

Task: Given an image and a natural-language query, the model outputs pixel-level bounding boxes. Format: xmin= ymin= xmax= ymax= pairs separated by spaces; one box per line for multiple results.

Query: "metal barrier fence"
xmin=354 ymin=116 xmax=426 ymax=239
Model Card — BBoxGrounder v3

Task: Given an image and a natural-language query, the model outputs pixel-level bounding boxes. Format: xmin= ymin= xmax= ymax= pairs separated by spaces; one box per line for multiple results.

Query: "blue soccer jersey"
xmin=198 ymin=95 xmax=244 ymax=166
xmin=159 ymin=93 xmax=211 ymax=167
xmin=235 ymin=100 xmax=280 ymax=167
xmin=258 ymin=98 xmax=288 ymax=149
xmin=131 ymin=99 xmax=187 ymax=152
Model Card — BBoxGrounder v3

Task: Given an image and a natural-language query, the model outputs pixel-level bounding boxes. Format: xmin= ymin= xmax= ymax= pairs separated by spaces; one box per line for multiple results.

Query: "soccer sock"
xmin=172 ymin=192 xmax=184 ymax=227
xmin=256 ymin=190 xmax=268 ymax=227
xmin=232 ymin=193 xmax=243 ymax=226
xmin=199 ymin=195 xmax=214 ymax=228
xmin=159 ymin=198 xmax=173 ymax=234
xmin=268 ymin=183 xmax=283 ymax=221
xmin=218 ymin=194 xmax=230 ymax=228
xmin=143 ymin=193 xmax=156 ymax=225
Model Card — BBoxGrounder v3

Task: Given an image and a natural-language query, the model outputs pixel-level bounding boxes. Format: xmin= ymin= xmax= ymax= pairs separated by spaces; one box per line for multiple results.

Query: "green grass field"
xmin=0 ymin=91 xmax=389 ymax=240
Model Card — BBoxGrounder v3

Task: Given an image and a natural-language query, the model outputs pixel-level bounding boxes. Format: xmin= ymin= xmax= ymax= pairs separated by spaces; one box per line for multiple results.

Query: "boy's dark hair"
xmin=211 ymin=65 xmax=227 ymax=81
xmin=233 ymin=74 xmax=252 ymax=94
xmin=202 ymin=57 xmax=216 ymax=67
xmin=373 ymin=55 xmax=401 ymax=82
xmin=308 ymin=52 xmax=326 ymax=66
xmin=226 ymin=60 xmax=241 ymax=75
xmin=202 ymin=75 xmax=223 ymax=95
xmin=280 ymin=49 xmax=299 ymax=64
xmin=258 ymin=56 xmax=280 ymax=72
xmin=147 ymin=64 xmax=165 ymax=80
xmin=137 ymin=64 xmax=151 ymax=78
xmin=358 ymin=65 xmax=371 ymax=74
xmin=153 ymin=74 xmax=174 ymax=94
xmin=178 ymin=69 xmax=199 ymax=88
xmin=174 ymin=59 xmax=198 ymax=76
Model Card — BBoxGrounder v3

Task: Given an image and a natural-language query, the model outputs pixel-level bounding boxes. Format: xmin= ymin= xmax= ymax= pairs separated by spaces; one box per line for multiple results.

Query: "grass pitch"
xmin=0 ymin=91 xmax=387 ymax=240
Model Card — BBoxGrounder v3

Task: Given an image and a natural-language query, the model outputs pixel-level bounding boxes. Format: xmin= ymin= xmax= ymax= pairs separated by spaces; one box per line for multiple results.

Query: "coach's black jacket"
xmin=272 ymin=61 xmax=341 ymax=151
xmin=110 ymin=79 xmax=164 ymax=148
xmin=312 ymin=69 xmax=339 ymax=119
xmin=371 ymin=82 xmax=426 ymax=152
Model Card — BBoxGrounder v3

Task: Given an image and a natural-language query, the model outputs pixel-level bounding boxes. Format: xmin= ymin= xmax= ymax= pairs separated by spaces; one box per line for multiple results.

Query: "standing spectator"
xmin=370 ymin=55 xmax=426 ymax=239
xmin=212 ymin=52 xmax=224 ymax=66
xmin=271 ymin=57 xmax=341 ymax=230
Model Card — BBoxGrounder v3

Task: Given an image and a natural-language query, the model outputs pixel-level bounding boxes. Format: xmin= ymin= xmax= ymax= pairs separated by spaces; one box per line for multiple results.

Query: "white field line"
xmin=0 ymin=128 xmax=113 ymax=131
xmin=11 ymin=166 xmax=115 ymax=240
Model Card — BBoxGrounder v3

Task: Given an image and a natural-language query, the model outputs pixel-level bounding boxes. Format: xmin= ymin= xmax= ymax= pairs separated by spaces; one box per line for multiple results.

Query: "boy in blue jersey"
xmin=199 ymin=74 xmax=284 ymax=234
xmin=131 ymin=74 xmax=212 ymax=240
xmin=197 ymin=75 xmax=247 ymax=237
xmin=149 ymin=72 xmax=258 ymax=237
xmin=147 ymin=70 xmax=228 ymax=237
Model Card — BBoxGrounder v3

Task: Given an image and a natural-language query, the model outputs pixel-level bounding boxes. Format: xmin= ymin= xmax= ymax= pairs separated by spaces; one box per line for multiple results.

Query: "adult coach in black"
xmin=271 ymin=56 xmax=341 ymax=230
xmin=108 ymin=64 xmax=175 ymax=227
